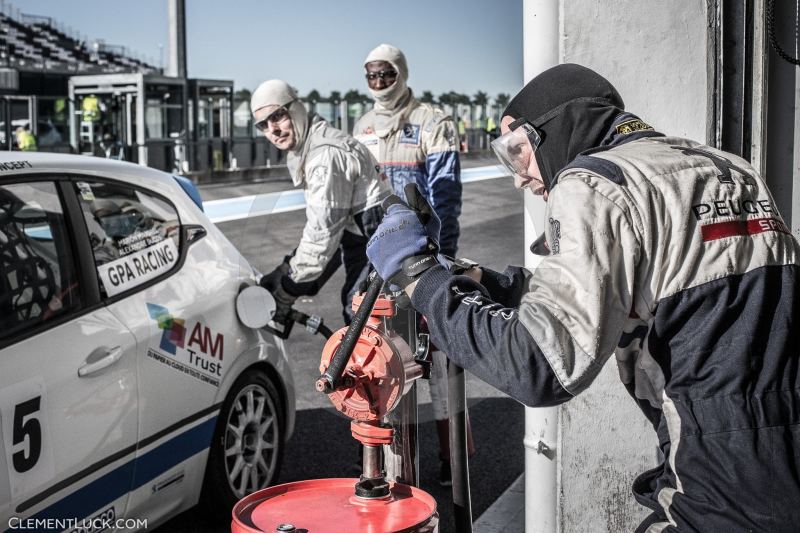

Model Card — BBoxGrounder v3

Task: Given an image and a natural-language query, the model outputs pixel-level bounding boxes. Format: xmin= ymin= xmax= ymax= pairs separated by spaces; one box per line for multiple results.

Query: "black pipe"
xmin=448 ymin=361 xmax=473 ymax=532
xmin=315 ymin=271 xmax=384 ymax=393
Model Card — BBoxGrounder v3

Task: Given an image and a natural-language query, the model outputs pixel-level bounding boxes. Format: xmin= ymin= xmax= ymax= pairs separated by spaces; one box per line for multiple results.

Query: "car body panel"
xmin=0 ymin=307 xmax=138 ymax=529
xmin=0 ymin=153 xmax=294 ymax=530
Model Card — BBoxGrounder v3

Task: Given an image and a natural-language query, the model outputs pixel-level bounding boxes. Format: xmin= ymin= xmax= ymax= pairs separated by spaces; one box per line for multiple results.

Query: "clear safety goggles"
xmin=490 ymin=119 xmax=542 ymax=178
xmin=254 ymin=102 xmax=294 ymax=132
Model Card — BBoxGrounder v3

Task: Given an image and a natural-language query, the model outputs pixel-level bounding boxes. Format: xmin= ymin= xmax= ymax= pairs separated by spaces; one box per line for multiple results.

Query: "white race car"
xmin=0 ymin=153 xmax=295 ymax=531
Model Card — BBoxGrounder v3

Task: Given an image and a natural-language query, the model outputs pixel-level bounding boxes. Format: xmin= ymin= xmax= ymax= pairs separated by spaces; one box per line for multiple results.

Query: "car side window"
xmin=73 ymin=180 xmax=181 ymax=298
xmin=0 ymin=182 xmax=81 ymax=341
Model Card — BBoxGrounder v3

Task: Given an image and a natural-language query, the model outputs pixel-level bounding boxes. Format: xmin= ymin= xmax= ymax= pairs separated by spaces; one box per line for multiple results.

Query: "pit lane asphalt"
xmin=156 ymin=157 xmax=526 ymax=533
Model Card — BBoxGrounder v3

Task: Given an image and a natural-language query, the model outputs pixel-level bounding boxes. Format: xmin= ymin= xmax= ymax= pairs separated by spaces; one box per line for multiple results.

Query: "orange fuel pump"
xmin=232 ymin=273 xmax=440 ymax=533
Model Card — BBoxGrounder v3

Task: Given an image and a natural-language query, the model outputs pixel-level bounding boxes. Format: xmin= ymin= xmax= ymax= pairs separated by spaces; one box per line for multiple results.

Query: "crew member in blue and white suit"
xmin=367 ymin=63 xmax=800 ymax=532
xmin=354 ymin=43 xmax=469 ymax=487
xmin=354 ymin=43 xmax=462 ymax=259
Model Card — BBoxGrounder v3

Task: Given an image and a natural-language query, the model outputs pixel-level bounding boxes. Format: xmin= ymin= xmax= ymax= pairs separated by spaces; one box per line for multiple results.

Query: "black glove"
xmin=270 ymin=282 xmax=297 ymax=323
xmin=260 ymin=257 xmax=291 ymax=292
xmin=259 ymin=259 xmax=297 ymax=323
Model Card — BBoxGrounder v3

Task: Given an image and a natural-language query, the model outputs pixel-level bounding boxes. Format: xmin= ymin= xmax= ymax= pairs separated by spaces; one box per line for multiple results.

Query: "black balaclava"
xmin=503 ymin=64 xmax=625 ymax=191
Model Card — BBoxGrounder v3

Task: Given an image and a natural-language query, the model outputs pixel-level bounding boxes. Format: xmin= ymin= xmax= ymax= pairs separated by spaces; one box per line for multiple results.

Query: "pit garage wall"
xmin=553 ymin=1 xmax=710 ymax=531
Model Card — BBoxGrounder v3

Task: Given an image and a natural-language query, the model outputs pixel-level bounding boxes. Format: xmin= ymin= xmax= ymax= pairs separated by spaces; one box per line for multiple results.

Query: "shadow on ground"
xmin=156 ymin=397 xmax=524 ymax=533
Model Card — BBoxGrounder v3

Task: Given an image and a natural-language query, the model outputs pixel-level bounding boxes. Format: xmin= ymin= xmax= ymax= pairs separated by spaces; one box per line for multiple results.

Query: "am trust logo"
xmin=146 ymin=303 xmax=225 ymax=386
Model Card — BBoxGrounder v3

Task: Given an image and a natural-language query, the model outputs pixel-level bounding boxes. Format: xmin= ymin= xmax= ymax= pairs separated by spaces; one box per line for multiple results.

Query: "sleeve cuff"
xmin=411 ymin=264 xmax=491 ymax=315
xmin=479 ymin=267 xmax=511 ymax=299
xmin=411 ymin=265 xmax=454 ymax=314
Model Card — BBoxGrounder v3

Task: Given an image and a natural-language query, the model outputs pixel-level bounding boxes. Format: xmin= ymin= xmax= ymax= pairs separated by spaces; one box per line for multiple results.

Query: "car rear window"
xmin=0 ymin=182 xmax=81 ymax=340
xmin=73 ymin=180 xmax=181 ymax=298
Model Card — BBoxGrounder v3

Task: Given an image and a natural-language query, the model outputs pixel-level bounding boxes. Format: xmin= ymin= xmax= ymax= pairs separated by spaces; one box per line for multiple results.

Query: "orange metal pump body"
xmin=318 ymin=294 xmax=423 ymax=422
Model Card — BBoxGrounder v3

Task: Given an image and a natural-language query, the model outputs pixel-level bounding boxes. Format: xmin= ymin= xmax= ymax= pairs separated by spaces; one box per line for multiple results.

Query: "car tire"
xmin=202 ymin=368 xmax=285 ymax=514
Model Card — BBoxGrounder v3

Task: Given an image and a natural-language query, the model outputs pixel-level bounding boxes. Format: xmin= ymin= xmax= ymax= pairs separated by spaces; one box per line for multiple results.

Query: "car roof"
xmin=0 ymin=152 xmax=176 ymax=188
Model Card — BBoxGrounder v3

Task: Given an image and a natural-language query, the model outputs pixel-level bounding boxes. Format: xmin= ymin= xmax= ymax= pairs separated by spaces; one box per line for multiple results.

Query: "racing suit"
xmin=354 ymin=93 xmax=462 ymax=257
xmin=286 ymin=114 xmax=390 ymax=322
xmin=410 ymin=128 xmax=800 ymax=531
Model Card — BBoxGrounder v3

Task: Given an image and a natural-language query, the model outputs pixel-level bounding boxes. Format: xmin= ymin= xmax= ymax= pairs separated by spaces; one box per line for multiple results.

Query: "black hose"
xmin=316 ymin=323 xmax=334 ymax=339
xmin=315 ymin=271 xmax=384 ymax=393
xmin=448 ymin=361 xmax=473 ymax=532
xmin=288 ymin=309 xmax=333 ymax=339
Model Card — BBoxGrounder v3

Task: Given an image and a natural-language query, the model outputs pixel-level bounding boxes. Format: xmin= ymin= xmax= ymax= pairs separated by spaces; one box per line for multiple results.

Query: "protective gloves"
xmin=366 ymin=184 xmax=442 ymax=289
xmin=260 ymin=258 xmax=290 ymax=292
xmin=259 ymin=259 xmax=298 ymax=323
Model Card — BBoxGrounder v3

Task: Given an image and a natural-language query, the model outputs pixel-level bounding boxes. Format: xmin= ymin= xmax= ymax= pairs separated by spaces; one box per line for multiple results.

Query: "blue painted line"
xmin=203 ymin=164 xmax=509 ymax=224
xmin=10 ymin=417 xmax=216 ymax=531
xmin=131 ymin=416 xmax=216 ymax=487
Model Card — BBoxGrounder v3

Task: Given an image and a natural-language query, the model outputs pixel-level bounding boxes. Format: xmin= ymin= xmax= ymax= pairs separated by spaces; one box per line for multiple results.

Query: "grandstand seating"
xmin=0 ymin=10 xmax=156 ymax=74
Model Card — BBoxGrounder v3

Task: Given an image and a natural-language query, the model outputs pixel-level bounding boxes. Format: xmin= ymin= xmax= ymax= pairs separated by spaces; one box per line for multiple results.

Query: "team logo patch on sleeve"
xmin=615 ymin=119 xmax=654 ymax=135
xmin=549 ymin=218 xmax=561 ymax=254
xmin=399 ymin=123 xmax=421 ymax=145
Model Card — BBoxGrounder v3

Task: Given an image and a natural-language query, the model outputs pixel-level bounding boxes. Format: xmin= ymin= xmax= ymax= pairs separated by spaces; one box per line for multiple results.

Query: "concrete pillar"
xmin=167 ymin=0 xmax=187 ymax=78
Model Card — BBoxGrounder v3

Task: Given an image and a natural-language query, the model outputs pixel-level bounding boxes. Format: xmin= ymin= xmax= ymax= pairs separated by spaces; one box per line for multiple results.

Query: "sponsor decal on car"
xmin=0 ymin=377 xmax=55 ymax=500
xmin=76 ymin=182 xmax=95 ymax=202
xmin=97 ymin=238 xmax=178 ymax=297
xmin=67 ymin=506 xmax=115 ymax=533
xmin=146 ymin=304 xmax=224 ymax=387
xmin=0 ymin=161 xmax=33 ymax=171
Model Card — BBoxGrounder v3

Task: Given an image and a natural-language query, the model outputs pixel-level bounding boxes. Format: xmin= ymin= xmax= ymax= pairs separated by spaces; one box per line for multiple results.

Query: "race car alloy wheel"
xmin=204 ymin=369 xmax=284 ymax=508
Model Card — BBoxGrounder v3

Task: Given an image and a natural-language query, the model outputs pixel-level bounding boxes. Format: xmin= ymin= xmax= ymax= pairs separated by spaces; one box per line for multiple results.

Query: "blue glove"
xmin=367 ymin=184 xmax=441 ymax=289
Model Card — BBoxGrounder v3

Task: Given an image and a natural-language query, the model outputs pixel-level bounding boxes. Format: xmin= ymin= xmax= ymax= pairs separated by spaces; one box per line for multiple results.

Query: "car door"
xmin=0 ymin=179 xmax=138 ymax=529
xmin=68 ymin=177 xmax=229 ymax=522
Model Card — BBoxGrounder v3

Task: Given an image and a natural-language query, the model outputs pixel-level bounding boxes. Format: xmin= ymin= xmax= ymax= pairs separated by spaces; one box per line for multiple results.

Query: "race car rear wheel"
xmin=203 ymin=368 xmax=284 ymax=513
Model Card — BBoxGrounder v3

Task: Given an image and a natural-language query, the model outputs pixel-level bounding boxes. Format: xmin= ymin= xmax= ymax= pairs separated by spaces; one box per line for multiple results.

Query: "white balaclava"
xmin=365 ymin=45 xmax=411 ymax=136
xmin=250 ymin=79 xmax=310 ymax=154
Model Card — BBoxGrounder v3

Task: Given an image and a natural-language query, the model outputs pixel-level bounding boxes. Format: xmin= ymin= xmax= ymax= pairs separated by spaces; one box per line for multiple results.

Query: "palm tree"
xmin=454 ymin=92 xmax=471 ymax=105
xmin=495 ymin=93 xmax=510 ymax=109
xmin=234 ymin=88 xmax=252 ymax=103
xmin=420 ymin=90 xmax=436 ymax=104
xmin=438 ymin=92 xmax=458 ymax=119
xmin=329 ymin=91 xmax=342 ymax=104
xmin=472 ymin=91 xmax=488 ymax=120
xmin=343 ymin=89 xmax=365 ymax=103
xmin=306 ymin=89 xmax=321 ymax=103
xmin=471 ymin=91 xmax=488 ymax=126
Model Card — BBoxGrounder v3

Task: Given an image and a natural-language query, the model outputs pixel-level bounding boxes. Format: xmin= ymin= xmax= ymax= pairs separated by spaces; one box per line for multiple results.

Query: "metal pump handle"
xmin=315 ymin=271 xmax=384 ymax=393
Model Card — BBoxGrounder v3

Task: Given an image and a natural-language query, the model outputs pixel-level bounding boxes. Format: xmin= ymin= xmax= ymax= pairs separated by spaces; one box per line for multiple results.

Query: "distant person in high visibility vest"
xmin=14 ymin=126 xmax=37 ymax=152
xmin=82 ymin=95 xmax=100 ymax=122
xmin=486 ymin=115 xmax=499 ymax=140
xmin=457 ymin=116 xmax=468 ymax=152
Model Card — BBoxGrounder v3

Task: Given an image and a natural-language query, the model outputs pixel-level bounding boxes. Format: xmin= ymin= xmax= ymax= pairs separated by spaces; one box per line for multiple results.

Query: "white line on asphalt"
xmin=204 ymin=164 xmax=508 ymax=224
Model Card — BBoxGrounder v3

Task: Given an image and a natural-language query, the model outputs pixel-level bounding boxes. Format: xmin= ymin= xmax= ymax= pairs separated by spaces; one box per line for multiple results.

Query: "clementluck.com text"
xmin=8 ymin=515 xmax=148 ymax=531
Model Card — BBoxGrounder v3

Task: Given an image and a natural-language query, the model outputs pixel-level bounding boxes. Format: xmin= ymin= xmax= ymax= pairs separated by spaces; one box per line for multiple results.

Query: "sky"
xmin=12 ymin=0 xmax=524 ymax=101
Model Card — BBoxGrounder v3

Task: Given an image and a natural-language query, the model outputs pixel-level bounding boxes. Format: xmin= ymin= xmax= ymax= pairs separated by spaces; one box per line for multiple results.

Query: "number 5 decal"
xmin=12 ymin=396 xmax=42 ymax=473
xmin=1 ymin=378 xmax=54 ymax=499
